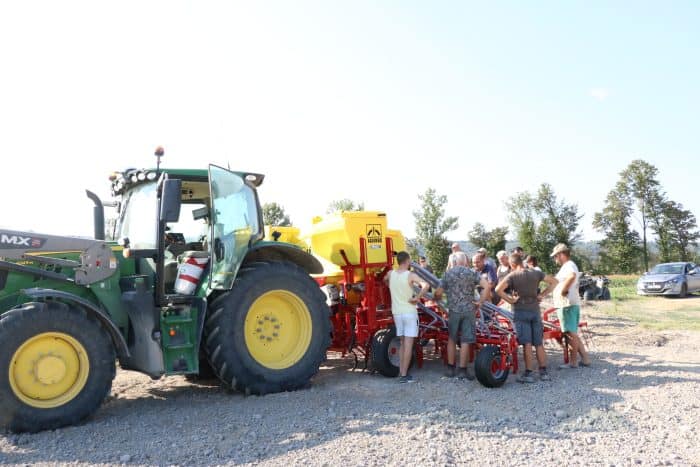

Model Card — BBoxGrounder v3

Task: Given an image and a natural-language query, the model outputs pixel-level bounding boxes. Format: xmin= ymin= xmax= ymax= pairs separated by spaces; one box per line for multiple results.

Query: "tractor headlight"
xmin=137 ymin=172 xmax=146 ymax=181
xmin=146 ymin=171 xmax=157 ymax=180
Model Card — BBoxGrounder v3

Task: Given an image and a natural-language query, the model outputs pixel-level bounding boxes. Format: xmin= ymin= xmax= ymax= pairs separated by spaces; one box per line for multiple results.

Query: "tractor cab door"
xmin=208 ymin=165 xmax=262 ymax=290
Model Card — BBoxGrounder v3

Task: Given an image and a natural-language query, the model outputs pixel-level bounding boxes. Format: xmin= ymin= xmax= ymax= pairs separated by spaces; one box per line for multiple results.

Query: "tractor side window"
xmin=166 ymin=203 xmax=209 ymax=244
xmin=209 ymin=165 xmax=261 ymax=289
xmin=118 ymin=182 xmax=158 ymax=249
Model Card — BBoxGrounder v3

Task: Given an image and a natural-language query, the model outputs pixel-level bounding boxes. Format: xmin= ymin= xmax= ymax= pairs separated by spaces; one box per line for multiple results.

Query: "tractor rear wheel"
xmin=474 ymin=345 xmax=510 ymax=388
xmin=370 ymin=326 xmax=401 ymax=377
xmin=0 ymin=301 xmax=115 ymax=432
xmin=203 ymin=261 xmax=330 ymax=395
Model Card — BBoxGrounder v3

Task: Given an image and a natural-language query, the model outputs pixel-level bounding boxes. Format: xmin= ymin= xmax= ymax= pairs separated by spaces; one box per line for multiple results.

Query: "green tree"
xmin=467 ymin=222 xmax=508 ymax=259
xmin=660 ymin=200 xmax=700 ymax=261
xmin=326 ymin=199 xmax=365 ymax=214
xmin=262 ymin=202 xmax=291 ymax=226
xmin=413 ymin=188 xmax=458 ymax=275
xmin=505 ymin=183 xmax=581 ymax=272
xmin=593 ymin=189 xmax=642 ymax=273
xmin=619 ymin=160 xmax=665 ymax=271
xmin=405 ymin=238 xmax=422 ymax=263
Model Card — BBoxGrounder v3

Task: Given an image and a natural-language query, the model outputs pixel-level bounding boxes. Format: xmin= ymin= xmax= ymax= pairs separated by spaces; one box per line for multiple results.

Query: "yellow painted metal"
xmin=9 ymin=332 xmax=89 ymax=409
xmin=308 ymin=211 xmax=391 ymax=266
xmin=244 ymin=290 xmax=312 ymax=369
xmin=305 ymin=211 xmax=406 ymax=282
xmin=263 ymin=226 xmax=309 ymax=250
xmin=386 ymin=229 xmax=406 ymax=255
xmin=244 ymin=290 xmax=313 ymax=370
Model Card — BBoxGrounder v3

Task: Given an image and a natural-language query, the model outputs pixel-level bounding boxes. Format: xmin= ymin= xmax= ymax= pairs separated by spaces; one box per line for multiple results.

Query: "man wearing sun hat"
xmin=551 ymin=243 xmax=591 ymax=368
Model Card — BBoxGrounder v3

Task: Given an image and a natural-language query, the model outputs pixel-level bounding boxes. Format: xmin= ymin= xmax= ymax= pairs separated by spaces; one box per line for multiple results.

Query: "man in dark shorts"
xmin=495 ymin=253 xmax=557 ymax=383
xmin=434 ymin=252 xmax=490 ymax=380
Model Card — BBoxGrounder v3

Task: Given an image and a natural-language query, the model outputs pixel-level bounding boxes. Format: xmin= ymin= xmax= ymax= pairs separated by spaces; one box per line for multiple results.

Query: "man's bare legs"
xmin=565 ymin=332 xmax=590 ymax=366
xmin=535 ymin=344 xmax=547 ymax=368
xmin=400 ymin=336 xmax=414 ymax=377
xmin=459 ymin=342 xmax=471 ymax=369
xmin=446 ymin=338 xmax=457 ymax=367
xmin=522 ymin=343 xmax=534 ymax=371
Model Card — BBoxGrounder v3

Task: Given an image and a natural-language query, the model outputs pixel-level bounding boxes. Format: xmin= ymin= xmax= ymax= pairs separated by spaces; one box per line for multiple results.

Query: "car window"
xmin=650 ymin=264 xmax=684 ymax=275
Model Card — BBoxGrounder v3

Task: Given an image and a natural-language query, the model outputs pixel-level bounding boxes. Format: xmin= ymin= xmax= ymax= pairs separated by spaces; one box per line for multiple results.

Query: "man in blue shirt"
xmin=473 ymin=253 xmax=497 ymax=286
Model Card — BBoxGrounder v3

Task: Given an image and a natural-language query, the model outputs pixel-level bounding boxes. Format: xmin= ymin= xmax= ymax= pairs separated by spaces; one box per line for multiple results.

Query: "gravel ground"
xmin=1 ymin=301 xmax=699 ymax=466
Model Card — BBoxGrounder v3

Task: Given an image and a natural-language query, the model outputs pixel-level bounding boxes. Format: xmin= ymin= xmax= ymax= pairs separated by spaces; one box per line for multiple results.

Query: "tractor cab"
xmin=114 ymin=165 xmax=264 ymax=298
xmin=111 ymin=163 xmax=265 ymax=376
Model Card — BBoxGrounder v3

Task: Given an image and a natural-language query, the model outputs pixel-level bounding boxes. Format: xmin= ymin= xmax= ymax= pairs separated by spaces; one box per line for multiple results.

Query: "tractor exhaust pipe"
xmin=85 ymin=190 xmax=105 ymax=240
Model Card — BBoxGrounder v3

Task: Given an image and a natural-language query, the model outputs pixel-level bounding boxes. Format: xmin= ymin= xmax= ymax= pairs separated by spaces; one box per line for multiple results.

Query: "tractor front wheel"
xmin=0 ymin=301 xmax=115 ymax=432
xmin=204 ymin=261 xmax=330 ymax=395
xmin=474 ymin=345 xmax=510 ymax=388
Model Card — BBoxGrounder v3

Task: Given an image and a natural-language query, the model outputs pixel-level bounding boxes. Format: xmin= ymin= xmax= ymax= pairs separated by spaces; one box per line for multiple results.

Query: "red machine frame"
xmin=317 ymin=237 xmax=590 ymax=386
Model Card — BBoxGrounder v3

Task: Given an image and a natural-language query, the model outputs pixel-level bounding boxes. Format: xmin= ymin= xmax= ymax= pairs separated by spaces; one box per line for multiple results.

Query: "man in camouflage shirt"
xmin=434 ymin=252 xmax=491 ymax=380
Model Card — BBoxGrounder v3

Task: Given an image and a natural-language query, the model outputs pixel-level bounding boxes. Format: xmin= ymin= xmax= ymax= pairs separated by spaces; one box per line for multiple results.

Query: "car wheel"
xmin=678 ymin=283 xmax=688 ymax=298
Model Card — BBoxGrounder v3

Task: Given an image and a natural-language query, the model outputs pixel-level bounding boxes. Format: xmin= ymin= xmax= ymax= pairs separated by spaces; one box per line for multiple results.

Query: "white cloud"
xmin=589 ymin=87 xmax=611 ymax=101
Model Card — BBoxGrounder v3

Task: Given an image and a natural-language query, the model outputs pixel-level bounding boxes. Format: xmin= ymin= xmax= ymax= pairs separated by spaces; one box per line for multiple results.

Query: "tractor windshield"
xmin=117 ymin=182 xmax=159 ymax=249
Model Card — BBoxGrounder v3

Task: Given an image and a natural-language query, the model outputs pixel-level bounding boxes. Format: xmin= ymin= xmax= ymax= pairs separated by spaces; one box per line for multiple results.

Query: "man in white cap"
xmin=551 ymin=243 xmax=591 ymax=368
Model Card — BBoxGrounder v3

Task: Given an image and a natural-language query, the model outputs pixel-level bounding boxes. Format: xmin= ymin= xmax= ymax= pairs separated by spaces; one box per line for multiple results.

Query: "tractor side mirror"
xmin=160 ymin=179 xmax=182 ymax=223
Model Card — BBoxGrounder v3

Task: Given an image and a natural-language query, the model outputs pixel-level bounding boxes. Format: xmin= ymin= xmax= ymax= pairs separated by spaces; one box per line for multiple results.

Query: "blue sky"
xmin=0 ymin=1 xmax=698 ymax=242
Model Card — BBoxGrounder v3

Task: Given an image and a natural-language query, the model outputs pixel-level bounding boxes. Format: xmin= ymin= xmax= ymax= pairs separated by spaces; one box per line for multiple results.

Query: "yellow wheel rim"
xmin=244 ymin=290 xmax=312 ymax=369
xmin=9 ymin=332 xmax=90 ymax=409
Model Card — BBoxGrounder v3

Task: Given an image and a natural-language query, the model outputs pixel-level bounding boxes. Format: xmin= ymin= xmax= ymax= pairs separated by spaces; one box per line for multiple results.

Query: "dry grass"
xmin=593 ymin=274 xmax=700 ymax=330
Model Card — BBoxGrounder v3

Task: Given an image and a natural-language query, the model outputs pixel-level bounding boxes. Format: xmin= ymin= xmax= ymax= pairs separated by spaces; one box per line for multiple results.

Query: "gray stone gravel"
xmin=1 ymin=303 xmax=699 ymax=466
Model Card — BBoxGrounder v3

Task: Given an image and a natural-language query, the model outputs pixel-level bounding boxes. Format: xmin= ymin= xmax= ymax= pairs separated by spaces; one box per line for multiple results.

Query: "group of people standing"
xmin=384 ymin=243 xmax=590 ymax=383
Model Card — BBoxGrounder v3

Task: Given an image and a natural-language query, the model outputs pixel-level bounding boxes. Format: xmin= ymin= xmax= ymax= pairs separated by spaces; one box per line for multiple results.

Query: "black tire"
xmin=370 ymin=326 xmax=401 ymax=377
xmin=583 ymin=289 xmax=596 ymax=301
xmin=601 ymin=288 xmax=611 ymax=300
xmin=0 ymin=301 xmax=116 ymax=433
xmin=678 ymin=283 xmax=688 ymax=298
xmin=474 ymin=345 xmax=510 ymax=388
xmin=203 ymin=261 xmax=330 ymax=395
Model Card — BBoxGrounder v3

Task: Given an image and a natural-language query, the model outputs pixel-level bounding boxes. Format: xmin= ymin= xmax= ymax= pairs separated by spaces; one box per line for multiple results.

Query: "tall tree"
xmin=468 ymin=222 xmax=508 ymax=259
xmin=619 ymin=160 xmax=665 ymax=271
xmin=593 ymin=190 xmax=642 ymax=273
xmin=505 ymin=183 xmax=581 ymax=272
xmin=404 ymin=237 xmax=422 ymax=263
xmin=660 ymin=200 xmax=700 ymax=261
xmin=326 ymin=199 xmax=365 ymax=214
xmin=413 ymin=188 xmax=458 ymax=275
xmin=262 ymin=202 xmax=291 ymax=226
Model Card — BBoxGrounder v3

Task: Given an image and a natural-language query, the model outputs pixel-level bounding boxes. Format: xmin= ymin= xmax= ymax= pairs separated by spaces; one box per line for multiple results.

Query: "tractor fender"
xmin=21 ymin=287 xmax=130 ymax=361
xmin=243 ymin=242 xmax=323 ymax=274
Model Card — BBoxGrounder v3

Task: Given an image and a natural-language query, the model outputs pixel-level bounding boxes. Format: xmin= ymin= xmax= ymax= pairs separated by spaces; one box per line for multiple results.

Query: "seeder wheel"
xmin=474 ymin=345 xmax=510 ymax=388
xmin=370 ymin=327 xmax=402 ymax=377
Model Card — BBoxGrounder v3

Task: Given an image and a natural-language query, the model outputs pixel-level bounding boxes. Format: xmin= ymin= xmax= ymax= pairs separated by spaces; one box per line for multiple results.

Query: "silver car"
xmin=637 ymin=262 xmax=700 ymax=297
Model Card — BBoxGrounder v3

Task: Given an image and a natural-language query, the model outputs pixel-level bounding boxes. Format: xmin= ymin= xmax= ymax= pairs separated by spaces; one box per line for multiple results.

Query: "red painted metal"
xmin=323 ymin=236 xmax=587 ymax=384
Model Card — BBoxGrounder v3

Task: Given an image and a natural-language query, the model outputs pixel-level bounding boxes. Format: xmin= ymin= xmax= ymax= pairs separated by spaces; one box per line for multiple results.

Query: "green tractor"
xmin=0 ymin=157 xmax=330 ymax=432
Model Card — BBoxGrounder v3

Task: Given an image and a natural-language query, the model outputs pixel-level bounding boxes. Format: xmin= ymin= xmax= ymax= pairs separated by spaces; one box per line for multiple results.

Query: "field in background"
xmin=592 ymin=274 xmax=700 ymax=331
